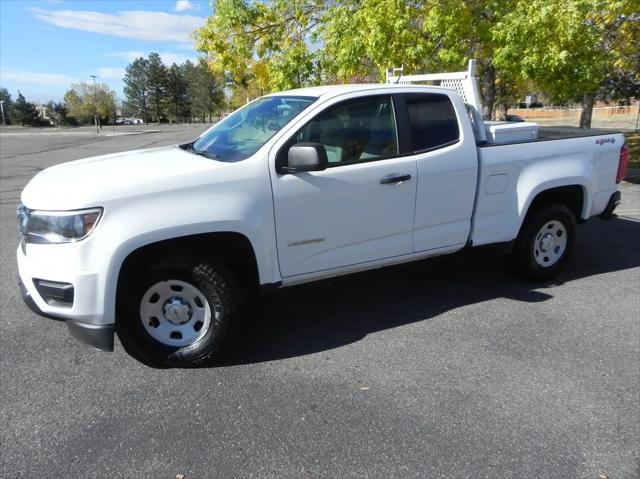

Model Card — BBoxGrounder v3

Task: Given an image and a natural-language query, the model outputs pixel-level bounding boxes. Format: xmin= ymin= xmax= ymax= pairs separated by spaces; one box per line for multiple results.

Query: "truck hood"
xmin=21 ymin=146 xmax=228 ymax=210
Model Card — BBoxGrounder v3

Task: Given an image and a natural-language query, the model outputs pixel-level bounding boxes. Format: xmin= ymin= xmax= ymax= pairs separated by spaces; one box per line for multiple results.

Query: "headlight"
xmin=17 ymin=204 xmax=102 ymax=244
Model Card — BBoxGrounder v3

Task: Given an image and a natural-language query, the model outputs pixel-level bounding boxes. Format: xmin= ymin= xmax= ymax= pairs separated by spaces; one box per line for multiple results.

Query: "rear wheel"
xmin=117 ymin=259 xmax=241 ymax=367
xmin=512 ymin=203 xmax=576 ymax=281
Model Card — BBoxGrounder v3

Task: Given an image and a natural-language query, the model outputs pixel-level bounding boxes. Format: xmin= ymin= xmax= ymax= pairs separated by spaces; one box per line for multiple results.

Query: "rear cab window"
xmin=404 ymin=93 xmax=460 ymax=153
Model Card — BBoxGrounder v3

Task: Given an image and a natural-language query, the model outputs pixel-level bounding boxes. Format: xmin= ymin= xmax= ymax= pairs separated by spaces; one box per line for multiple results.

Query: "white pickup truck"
xmin=17 ymin=62 xmax=629 ymax=367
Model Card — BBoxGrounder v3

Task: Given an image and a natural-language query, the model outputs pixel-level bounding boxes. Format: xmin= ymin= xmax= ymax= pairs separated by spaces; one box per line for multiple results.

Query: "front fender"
xmin=94 ymin=183 xmax=279 ymax=325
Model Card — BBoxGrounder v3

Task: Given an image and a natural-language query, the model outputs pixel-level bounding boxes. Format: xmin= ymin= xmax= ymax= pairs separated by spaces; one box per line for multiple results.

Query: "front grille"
xmin=33 ymin=279 xmax=74 ymax=308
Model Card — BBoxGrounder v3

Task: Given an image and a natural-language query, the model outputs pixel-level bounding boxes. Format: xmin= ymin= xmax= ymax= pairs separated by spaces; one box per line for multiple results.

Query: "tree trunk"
xmin=579 ymin=92 xmax=595 ymax=129
xmin=482 ymin=62 xmax=496 ymax=121
xmin=497 ymin=103 xmax=508 ymax=121
xmin=141 ymin=91 xmax=147 ymax=124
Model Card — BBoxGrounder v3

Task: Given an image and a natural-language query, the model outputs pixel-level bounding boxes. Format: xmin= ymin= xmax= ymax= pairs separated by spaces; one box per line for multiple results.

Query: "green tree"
xmin=195 ymin=0 xmax=637 ymax=125
xmin=194 ymin=0 xmax=325 ymax=91
xmin=123 ymin=57 xmax=149 ymax=122
xmin=186 ymin=59 xmax=225 ymax=122
xmin=146 ymin=52 xmax=169 ymax=122
xmin=63 ymin=82 xmax=117 ymax=125
xmin=45 ymin=101 xmax=74 ymax=126
xmin=228 ymin=77 xmax=264 ymax=109
xmin=167 ymin=63 xmax=190 ymax=122
xmin=63 ymin=88 xmax=84 ymax=120
xmin=319 ymin=0 xmax=518 ymax=119
xmin=11 ymin=92 xmax=38 ymax=126
xmin=195 ymin=0 xmax=516 ymax=119
xmin=597 ymin=7 xmax=639 ymax=107
xmin=0 ymin=87 xmax=13 ymax=124
xmin=184 ymin=60 xmax=202 ymax=121
xmin=421 ymin=0 xmax=519 ymax=120
xmin=318 ymin=0 xmax=430 ymax=82
xmin=600 ymin=71 xmax=640 ymax=105
xmin=494 ymin=0 xmax=639 ymax=127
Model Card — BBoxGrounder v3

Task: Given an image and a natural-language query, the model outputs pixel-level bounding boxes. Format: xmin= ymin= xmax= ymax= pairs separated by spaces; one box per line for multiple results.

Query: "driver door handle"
xmin=380 ymin=174 xmax=412 ymax=184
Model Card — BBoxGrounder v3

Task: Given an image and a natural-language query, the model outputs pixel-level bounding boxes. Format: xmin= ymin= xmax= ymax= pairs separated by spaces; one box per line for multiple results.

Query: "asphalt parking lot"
xmin=1 ymin=125 xmax=639 ymax=478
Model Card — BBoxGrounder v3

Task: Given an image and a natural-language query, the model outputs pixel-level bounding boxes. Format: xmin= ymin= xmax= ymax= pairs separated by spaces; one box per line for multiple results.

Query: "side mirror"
xmin=282 ymin=142 xmax=328 ymax=173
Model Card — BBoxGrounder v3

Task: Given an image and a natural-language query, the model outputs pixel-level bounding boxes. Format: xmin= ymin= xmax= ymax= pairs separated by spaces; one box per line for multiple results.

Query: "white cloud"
xmin=30 ymin=7 xmax=205 ymax=43
xmin=159 ymin=52 xmax=195 ymax=65
xmin=106 ymin=51 xmax=146 ymax=62
xmin=0 ymin=70 xmax=77 ymax=86
xmin=174 ymin=42 xmax=198 ymax=51
xmin=97 ymin=68 xmax=126 ymax=80
xmin=175 ymin=0 xmax=197 ymax=13
xmin=106 ymin=51 xmax=196 ymax=66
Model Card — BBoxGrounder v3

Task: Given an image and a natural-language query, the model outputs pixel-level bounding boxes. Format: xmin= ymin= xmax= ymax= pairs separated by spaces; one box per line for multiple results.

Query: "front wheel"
xmin=116 ymin=260 xmax=241 ymax=367
xmin=511 ymin=203 xmax=576 ymax=281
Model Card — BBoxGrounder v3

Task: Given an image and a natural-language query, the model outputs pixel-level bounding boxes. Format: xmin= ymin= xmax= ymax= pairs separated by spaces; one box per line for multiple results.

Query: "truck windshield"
xmin=186 ymin=95 xmax=316 ymax=162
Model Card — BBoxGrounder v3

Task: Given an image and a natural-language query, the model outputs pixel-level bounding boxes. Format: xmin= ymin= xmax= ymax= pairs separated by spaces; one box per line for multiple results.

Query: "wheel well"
xmin=524 ymin=185 xmax=585 ymax=223
xmin=117 ymin=232 xmax=260 ymax=301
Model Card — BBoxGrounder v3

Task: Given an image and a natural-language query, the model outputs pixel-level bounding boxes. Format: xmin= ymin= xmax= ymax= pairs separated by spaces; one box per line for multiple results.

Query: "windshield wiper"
xmin=192 ymin=147 xmax=222 ymax=161
xmin=180 ymin=140 xmax=223 ymax=161
xmin=180 ymin=141 xmax=196 ymax=151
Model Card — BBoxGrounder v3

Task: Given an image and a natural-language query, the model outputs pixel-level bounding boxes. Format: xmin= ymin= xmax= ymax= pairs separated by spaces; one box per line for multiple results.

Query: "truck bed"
xmin=471 ymin=128 xmax=624 ymax=247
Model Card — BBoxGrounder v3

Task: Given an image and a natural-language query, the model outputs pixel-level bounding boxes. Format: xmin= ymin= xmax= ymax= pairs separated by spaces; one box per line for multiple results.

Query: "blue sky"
xmin=0 ymin=0 xmax=211 ymax=103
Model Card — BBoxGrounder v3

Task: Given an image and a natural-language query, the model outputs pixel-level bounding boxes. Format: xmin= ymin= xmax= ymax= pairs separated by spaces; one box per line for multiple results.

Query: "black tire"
xmin=116 ymin=259 xmax=242 ymax=368
xmin=511 ymin=203 xmax=576 ymax=281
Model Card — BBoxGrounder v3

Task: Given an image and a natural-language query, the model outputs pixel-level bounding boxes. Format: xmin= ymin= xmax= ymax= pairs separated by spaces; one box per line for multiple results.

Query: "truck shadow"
xmin=220 ymin=217 xmax=640 ymax=366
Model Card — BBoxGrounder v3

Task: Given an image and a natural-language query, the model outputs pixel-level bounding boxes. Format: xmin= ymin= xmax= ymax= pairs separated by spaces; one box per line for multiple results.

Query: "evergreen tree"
xmin=146 ymin=52 xmax=169 ymax=122
xmin=46 ymin=100 xmax=75 ymax=126
xmin=123 ymin=57 xmax=149 ymax=122
xmin=11 ymin=92 xmax=38 ymax=126
xmin=167 ymin=63 xmax=189 ymax=122
xmin=187 ymin=59 xmax=224 ymax=123
xmin=123 ymin=55 xmax=224 ymax=124
xmin=184 ymin=60 xmax=201 ymax=122
xmin=0 ymin=87 xmax=13 ymax=124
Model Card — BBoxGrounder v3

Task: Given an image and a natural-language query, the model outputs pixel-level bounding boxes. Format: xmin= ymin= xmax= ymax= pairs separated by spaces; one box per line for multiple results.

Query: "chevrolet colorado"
xmin=17 ymin=62 xmax=628 ymax=366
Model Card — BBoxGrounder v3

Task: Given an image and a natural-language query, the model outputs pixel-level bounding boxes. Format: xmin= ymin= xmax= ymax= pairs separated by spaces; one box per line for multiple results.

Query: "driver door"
xmin=270 ymin=94 xmax=418 ymax=278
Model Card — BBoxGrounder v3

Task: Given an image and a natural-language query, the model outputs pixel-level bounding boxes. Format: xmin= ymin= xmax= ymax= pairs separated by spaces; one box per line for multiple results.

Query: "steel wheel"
xmin=139 ymin=279 xmax=219 ymax=347
xmin=533 ymin=219 xmax=568 ymax=267
xmin=511 ymin=203 xmax=576 ymax=281
xmin=117 ymin=260 xmax=243 ymax=368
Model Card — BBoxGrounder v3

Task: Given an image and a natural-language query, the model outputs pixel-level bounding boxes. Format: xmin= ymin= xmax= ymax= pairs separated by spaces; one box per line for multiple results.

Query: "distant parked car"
xmin=115 ymin=118 xmax=141 ymax=125
xmin=506 ymin=114 xmax=525 ymax=122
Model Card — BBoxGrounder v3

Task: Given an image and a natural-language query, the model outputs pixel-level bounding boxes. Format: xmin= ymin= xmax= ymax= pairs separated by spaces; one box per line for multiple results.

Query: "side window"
xmin=294 ymin=96 xmax=398 ymax=165
xmin=405 ymin=94 xmax=459 ymax=152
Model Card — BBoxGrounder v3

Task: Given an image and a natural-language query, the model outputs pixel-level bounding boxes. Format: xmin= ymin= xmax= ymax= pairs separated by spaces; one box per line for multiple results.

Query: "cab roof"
xmin=265 ymin=83 xmax=449 ymax=99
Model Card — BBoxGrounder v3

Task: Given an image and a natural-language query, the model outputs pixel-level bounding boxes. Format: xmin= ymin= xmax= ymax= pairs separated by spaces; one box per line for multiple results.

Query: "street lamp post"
xmin=90 ymin=74 xmax=100 ymax=133
xmin=0 ymin=100 xmax=5 ymax=126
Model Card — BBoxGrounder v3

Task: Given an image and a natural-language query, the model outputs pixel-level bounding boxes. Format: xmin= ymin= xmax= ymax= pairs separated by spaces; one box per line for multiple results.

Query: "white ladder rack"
xmin=386 ymin=60 xmax=487 ymax=142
